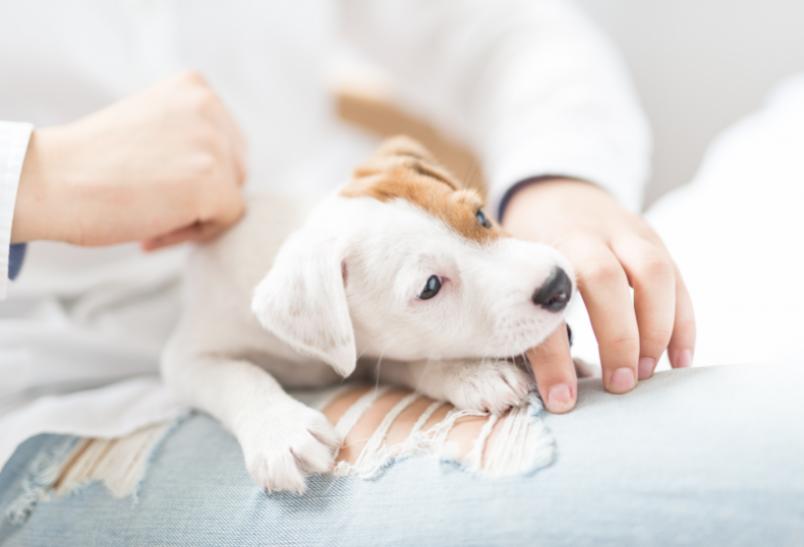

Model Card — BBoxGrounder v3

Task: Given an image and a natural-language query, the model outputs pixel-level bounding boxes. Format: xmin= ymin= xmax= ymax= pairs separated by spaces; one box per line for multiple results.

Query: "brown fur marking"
xmin=341 ymin=136 xmax=503 ymax=243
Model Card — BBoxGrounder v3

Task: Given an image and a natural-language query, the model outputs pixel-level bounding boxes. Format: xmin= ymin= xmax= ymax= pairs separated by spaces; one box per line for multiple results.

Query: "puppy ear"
xmin=251 ymin=230 xmax=356 ymax=377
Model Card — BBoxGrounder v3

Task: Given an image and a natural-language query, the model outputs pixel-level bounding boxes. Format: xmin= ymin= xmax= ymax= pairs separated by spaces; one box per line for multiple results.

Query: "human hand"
xmin=503 ymin=178 xmax=696 ymax=413
xmin=12 ymin=71 xmax=247 ymax=250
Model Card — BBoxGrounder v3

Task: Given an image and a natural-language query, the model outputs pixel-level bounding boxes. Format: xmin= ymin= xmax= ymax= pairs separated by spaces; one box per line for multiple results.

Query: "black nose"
xmin=532 ymin=268 xmax=572 ymax=312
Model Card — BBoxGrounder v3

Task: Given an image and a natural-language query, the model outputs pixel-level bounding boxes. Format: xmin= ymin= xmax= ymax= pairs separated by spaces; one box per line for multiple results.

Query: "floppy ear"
xmin=251 ymin=230 xmax=356 ymax=377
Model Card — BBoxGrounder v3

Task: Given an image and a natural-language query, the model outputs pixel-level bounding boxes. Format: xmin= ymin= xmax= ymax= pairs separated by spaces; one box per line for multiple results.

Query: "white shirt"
xmin=0 ymin=0 xmax=649 ymax=470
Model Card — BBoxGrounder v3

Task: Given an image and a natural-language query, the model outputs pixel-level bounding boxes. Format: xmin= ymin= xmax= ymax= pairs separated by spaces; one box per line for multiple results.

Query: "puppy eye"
xmin=475 ymin=209 xmax=492 ymax=229
xmin=418 ymin=275 xmax=442 ymax=300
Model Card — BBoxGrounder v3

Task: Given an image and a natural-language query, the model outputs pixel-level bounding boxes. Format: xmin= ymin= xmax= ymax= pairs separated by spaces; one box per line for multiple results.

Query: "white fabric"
xmin=0 ymin=378 xmax=185 ymax=471
xmin=0 ymin=0 xmax=649 ymax=471
xmin=339 ymin=0 xmax=650 ymax=212
xmin=568 ymin=74 xmax=804 ymax=372
xmin=645 ymin=74 xmax=804 ymax=369
xmin=0 ymin=121 xmax=32 ymax=298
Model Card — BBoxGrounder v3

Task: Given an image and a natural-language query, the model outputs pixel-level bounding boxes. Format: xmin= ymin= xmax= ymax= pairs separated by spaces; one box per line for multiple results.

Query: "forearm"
xmin=12 ymin=124 xmax=164 ymax=246
xmin=9 ymin=72 xmax=247 ymax=250
xmin=11 ymin=127 xmax=71 ymax=244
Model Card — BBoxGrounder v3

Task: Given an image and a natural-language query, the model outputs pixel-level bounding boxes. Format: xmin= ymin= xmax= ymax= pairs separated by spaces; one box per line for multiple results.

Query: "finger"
xmin=568 ymin=242 xmax=639 ymax=394
xmin=667 ymin=267 xmax=696 ymax=368
xmin=612 ymin=237 xmax=676 ymax=380
xmin=141 ymin=221 xmax=222 ymax=252
xmin=141 ymin=223 xmax=202 ymax=251
xmin=161 ymin=186 xmax=244 ymax=252
xmin=526 ymin=324 xmax=577 ymax=413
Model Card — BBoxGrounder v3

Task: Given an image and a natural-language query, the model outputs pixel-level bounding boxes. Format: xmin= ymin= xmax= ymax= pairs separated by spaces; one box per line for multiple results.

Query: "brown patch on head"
xmin=341 ymin=136 xmax=504 ymax=243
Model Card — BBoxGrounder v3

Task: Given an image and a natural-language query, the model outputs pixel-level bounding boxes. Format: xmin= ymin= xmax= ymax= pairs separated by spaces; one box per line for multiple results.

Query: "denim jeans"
xmin=1 ymin=365 xmax=803 ymax=546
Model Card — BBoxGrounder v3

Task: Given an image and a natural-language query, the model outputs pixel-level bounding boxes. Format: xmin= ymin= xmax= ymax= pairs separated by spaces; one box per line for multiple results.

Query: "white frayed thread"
xmin=333 ymin=392 xmax=555 ymax=480
xmin=481 ymin=395 xmax=555 ymax=477
xmin=52 ymin=422 xmax=172 ymax=499
xmin=466 ymin=414 xmax=499 ymax=470
xmin=409 ymin=400 xmax=444 ymax=437
xmin=429 ymin=407 xmax=487 ymax=459
xmin=333 ymin=401 xmax=486 ymax=479
xmin=3 ymin=421 xmax=176 ymax=526
xmin=348 ymin=392 xmax=420 ymax=475
xmin=333 ymin=386 xmax=390 ymax=439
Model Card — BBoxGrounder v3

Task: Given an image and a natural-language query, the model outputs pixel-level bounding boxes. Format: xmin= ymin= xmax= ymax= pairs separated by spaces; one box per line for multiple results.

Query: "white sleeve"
xmin=0 ymin=121 xmax=33 ymax=298
xmin=338 ymin=0 xmax=650 ymax=214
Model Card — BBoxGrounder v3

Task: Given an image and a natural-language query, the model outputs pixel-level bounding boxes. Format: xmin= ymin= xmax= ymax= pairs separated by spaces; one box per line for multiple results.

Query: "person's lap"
xmin=2 ymin=365 xmax=802 ymax=546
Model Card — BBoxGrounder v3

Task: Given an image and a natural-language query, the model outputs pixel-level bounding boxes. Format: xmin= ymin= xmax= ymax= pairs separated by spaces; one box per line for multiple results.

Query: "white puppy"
xmin=162 ymin=137 xmax=574 ymax=493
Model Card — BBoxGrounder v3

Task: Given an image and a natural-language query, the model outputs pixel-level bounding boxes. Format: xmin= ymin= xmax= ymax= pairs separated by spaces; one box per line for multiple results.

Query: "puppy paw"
xmin=443 ymin=360 xmax=534 ymax=415
xmin=236 ymin=401 xmax=341 ymax=494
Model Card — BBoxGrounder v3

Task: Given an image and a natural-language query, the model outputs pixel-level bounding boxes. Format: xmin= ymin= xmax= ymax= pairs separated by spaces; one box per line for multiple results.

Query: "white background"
xmin=579 ymin=0 xmax=804 ymax=203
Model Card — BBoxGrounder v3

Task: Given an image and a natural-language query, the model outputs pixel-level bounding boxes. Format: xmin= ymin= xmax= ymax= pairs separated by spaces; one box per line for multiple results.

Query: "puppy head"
xmin=252 ymin=136 xmax=574 ymax=376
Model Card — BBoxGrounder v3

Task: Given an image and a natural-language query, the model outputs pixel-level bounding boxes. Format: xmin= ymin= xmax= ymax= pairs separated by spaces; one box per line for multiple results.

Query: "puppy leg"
xmin=161 ymin=353 xmax=341 ymax=493
xmin=378 ymin=359 xmax=534 ymax=415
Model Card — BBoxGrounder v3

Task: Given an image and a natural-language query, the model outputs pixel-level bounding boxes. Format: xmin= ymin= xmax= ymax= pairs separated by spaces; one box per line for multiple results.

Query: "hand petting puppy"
xmin=503 ymin=178 xmax=696 ymax=413
xmin=13 ymin=71 xmax=246 ymax=250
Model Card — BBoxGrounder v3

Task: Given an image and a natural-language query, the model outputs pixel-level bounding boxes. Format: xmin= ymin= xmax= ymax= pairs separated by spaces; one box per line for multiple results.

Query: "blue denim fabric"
xmin=2 ymin=365 xmax=803 ymax=546
xmin=7 ymin=244 xmax=25 ymax=280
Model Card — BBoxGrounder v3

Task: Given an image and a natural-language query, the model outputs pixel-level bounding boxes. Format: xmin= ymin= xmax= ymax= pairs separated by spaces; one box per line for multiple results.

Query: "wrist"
xmin=502 ymin=177 xmax=599 ymax=233
xmin=12 ymin=127 xmax=76 ymax=243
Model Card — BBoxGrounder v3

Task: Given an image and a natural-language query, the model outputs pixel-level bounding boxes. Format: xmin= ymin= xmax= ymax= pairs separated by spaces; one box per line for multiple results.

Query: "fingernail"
xmin=547 ymin=383 xmax=574 ymax=413
xmin=676 ymin=349 xmax=693 ymax=368
xmin=637 ymin=357 xmax=656 ymax=380
xmin=609 ymin=367 xmax=636 ymax=393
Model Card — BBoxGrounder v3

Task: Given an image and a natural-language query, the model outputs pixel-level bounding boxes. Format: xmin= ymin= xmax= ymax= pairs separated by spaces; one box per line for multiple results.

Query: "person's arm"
xmin=10 ymin=71 xmax=246 ymax=254
xmin=339 ymin=0 xmax=695 ymax=412
xmin=339 ymin=0 xmax=649 ymax=212
xmin=0 ymin=121 xmax=33 ymax=296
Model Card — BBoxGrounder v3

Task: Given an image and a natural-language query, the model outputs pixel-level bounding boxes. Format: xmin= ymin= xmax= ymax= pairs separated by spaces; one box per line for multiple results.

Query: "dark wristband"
xmin=8 ymin=243 xmax=27 ymax=280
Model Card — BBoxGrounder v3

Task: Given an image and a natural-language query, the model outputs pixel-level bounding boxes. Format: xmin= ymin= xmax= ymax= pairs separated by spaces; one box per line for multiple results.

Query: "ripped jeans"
xmin=2 ymin=365 xmax=804 ymax=547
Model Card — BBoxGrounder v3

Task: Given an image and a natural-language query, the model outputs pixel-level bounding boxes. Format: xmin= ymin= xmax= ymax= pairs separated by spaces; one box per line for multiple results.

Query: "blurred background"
xmin=579 ymin=0 xmax=804 ymax=204
xmin=338 ymin=0 xmax=804 ymax=205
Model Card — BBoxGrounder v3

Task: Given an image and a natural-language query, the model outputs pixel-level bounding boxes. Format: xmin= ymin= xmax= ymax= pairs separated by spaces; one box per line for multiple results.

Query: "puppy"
xmin=162 ymin=137 xmax=574 ymax=493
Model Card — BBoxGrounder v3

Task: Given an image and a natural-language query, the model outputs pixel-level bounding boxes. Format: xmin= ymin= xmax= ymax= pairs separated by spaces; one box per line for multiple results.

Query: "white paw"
xmin=236 ymin=401 xmax=341 ymax=494
xmin=443 ymin=360 xmax=534 ymax=415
